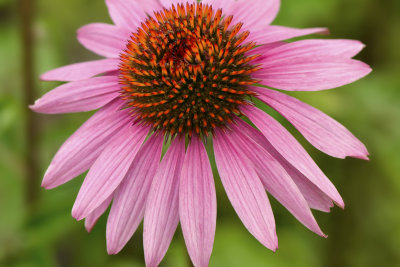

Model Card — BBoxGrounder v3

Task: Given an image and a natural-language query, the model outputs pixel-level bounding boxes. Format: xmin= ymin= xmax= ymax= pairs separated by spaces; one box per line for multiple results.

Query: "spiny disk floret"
xmin=119 ymin=2 xmax=261 ymax=137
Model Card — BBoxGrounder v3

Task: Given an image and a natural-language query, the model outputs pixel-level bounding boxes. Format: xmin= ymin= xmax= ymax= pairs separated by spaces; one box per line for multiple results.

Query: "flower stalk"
xmin=19 ymin=0 xmax=40 ymax=213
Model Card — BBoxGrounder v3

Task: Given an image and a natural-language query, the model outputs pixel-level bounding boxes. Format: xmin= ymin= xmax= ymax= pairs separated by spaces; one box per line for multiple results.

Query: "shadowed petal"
xmin=227 ymin=124 xmax=325 ymax=236
xmin=107 ymin=134 xmax=163 ymax=254
xmin=242 ymin=105 xmax=344 ymax=208
xmin=41 ymin=99 xmax=130 ymax=189
xmin=72 ymin=124 xmax=149 ymax=220
xmin=85 ymin=195 xmax=113 ymax=232
xmin=30 ymin=76 xmax=120 ymax=114
xmin=143 ymin=138 xmax=185 ymax=267
xmin=77 ymin=23 xmax=130 ymax=58
xmin=214 ymin=130 xmax=278 ymax=251
xmin=41 ymin=59 xmax=119 ymax=82
xmin=180 ymin=138 xmax=216 ymax=267
xmin=237 ymin=120 xmax=334 ymax=212
xmin=253 ymin=88 xmax=369 ymax=159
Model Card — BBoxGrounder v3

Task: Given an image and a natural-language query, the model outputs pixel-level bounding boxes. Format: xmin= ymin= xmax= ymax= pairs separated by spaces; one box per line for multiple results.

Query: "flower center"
xmin=119 ymin=2 xmax=260 ymax=138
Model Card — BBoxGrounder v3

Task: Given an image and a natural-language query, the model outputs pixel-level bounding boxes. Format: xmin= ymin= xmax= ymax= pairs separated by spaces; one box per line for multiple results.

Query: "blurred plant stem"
xmin=19 ymin=0 xmax=40 ymax=214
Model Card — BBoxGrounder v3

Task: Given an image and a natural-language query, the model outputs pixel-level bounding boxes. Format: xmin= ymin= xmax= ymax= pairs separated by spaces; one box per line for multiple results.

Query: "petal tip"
xmin=71 ymin=207 xmax=85 ymax=221
xmin=40 ymin=72 xmax=52 ymax=81
xmin=106 ymin=235 xmax=124 ymax=256
xmin=321 ymin=28 xmax=330 ymax=35
xmin=41 ymin=168 xmax=58 ymax=189
xmin=315 ymin=227 xmax=328 ymax=238
xmin=107 ymin=246 xmax=120 ymax=255
xmin=28 ymin=103 xmax=38 ymax=111
xmin=270 ymin=244 xmax=279 ymax=252
xmin=41 ymin=182 xmax=53 ymax=190
xmin=350 ymin=153 xmax=370 ymax=161
xmin=264 ymin=234 xmax=279 ymax=252
xmin=29 ymin=100 xmax=48 ymax=114
xmin=41 ymin=177 xmax=55 ymax=190
xmin=85 ymin=223 xmax=94 ymax=233
xmin=331 ymin=194 xmax=345 ymax=210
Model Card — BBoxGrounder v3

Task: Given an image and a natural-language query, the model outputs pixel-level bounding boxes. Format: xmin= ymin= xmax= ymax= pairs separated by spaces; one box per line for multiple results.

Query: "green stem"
xmin=19 ymin=0 xmax=40 ymax=214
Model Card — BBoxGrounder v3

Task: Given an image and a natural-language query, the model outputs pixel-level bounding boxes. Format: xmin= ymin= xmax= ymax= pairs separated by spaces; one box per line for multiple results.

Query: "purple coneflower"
xmin=31 ymin=0 xmax=371 ymax=266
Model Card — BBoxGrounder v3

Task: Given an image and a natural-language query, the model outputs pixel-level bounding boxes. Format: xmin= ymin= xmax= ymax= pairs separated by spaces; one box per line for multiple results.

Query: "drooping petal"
xmin=85 ymin=195 xmax=113 ymax=232
xmin=107 ymin=134 xmax=163 ymax=255
xmin=30 ymin=76 xmax=120 ymax=114
xmin=237 ymin=119 xmax=334 ymax=212
xmin=213 ymin=130 xmax=278 ymax=251
xmin=227 ymin=124 xmax=325 ymax=236
xmin=106 ymin=0 xmax=162 ymax=30
xmin=180 ymin=138 xmax=216 ymax=267
xmin=77 ymin=23 xmax=130 ymax=58
xmin=242 ymin=105 xmax=344 ymax=208
xmin=248 ymin=26 xmax=328 ymax=44
xmin=72 ymin=124 xmax=149 ymax=221
xmin=204 ymin=0 xmax=280 ymax=30
xmin=253 ymin=88 xmax=369 ymax=159
xmin=41 ymin=59 xmax=119 ymax=82
xmin=41 ymin=99 xmax=130 ymax=189
xmin=143 ymin=138 xmax=185 ymax=267
xmin=254 ymin=57 xmax=371 ymax=91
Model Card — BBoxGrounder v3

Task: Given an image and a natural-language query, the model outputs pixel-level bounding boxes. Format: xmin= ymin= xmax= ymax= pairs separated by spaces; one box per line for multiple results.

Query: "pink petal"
xmin=254 ymin=57 xmax=371 ymax=91
xmin=143 ymin=138 xmax=185 ymax=267
xmin=237 ymin=119 xmax=334 ymax=212
xmin=229 ymin=124 xmax=325 ymax=236
xmin=289 ymin=171 xmax=334 ymax=212
xmin=204 ymin=0 xmax=280 ymax=30
xmin=107 ymin=134 xmax=163 ymax=254
xmin=258 ymin=39 xmax=365 ymax=60
xmin=213 ymin=130 xmax=278 ymax=251
xmin=85 ymin=195 xmax=113 ymax=232
xmin=242 ymin=105 xmax=344 ymax=208
xmin=41 ymin=99 xmax=130 ymax=189
xmin=246 ymin=42 xmax=286 ymax=64
xmin=41 ymin=59 xmax=119 ymax=82
xmin=201 ymin=0 xmax=232 ymax=7
xmin=71 ymin=124 xmax=149 ymax=221
xmin=180 ymin=138 xmax=216 ymax=267
xmin=251 ymin=39 xmax=365 ymax=67
xmin=77 ymin=23 xmax=130 ymax=58
xmin=30 ymin=76 xmax=120 ymax=114
xmin=106 ymin=0 xmax=162 ymax=30
xmin=160 ymin=0 xmax=197 ymax=6
xmin=253 ymin=88 xmax=369 ymax=159
xmin=248 ymin=26 xmax=328 ymax=44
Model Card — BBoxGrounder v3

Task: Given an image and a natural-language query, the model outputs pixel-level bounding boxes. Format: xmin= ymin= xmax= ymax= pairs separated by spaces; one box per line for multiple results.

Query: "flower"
xmin=31 ymin=0 xmax=371 ymax=266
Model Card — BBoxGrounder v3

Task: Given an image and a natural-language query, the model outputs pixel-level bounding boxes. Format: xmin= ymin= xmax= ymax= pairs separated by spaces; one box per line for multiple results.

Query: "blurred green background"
xmin=1 ymin=0 xmax=400 ymax=266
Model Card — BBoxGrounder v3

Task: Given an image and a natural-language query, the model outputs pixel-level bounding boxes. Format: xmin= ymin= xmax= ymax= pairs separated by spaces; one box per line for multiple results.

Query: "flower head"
xmin=31 ymin=0 xmax=371 ymax=266
xmin=119 ymin=3 xmax=260 ymax=138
